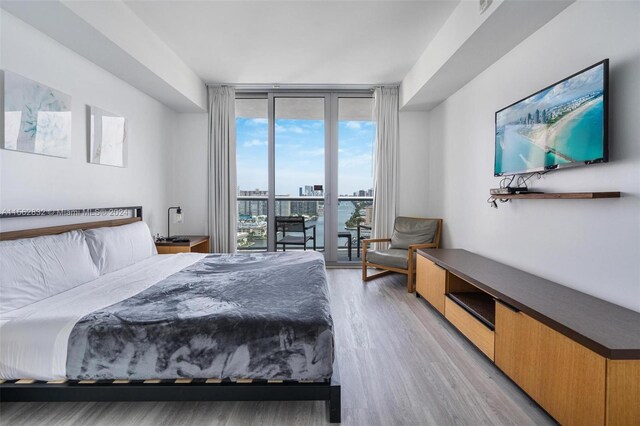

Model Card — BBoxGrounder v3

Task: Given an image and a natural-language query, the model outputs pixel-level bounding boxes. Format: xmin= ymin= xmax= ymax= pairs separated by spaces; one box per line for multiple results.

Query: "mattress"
xmin=0 ymin=251 xmax=334 ymax=382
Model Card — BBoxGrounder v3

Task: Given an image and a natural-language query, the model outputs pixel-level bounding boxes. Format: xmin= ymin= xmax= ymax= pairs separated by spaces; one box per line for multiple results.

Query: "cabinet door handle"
xmin=497 ymin=300 xmax=521 ymax=313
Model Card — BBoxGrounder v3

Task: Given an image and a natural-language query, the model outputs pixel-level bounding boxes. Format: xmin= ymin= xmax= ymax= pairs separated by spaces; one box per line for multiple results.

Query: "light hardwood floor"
xmin=0 ymin=270 xmax=553 ymax=426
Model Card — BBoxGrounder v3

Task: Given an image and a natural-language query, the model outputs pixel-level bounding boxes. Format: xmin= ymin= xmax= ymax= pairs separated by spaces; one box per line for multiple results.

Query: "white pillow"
xmin=0 ymin=230 xmax=100 ymax=315
xmin=83 ymin=221 xmax=157 ymax=275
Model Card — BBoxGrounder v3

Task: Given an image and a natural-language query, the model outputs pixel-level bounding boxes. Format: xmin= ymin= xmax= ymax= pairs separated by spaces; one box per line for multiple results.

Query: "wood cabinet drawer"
xmin=444 ymin=296 xmax=494 ymax=360
xmin=416 ymin=256 xmax=446 ymax=314
xmin=495 ymin=301 xmax=606 ymax=426
xmin=607 ymin=360 xmax=640 ymax=425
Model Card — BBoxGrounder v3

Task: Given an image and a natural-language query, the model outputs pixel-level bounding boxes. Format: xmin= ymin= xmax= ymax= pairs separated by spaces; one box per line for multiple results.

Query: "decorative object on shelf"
xmin=88 ymin=105 xmax=127 ymax=167
xmin=166 ymin=206 xmax=183 ymax=240
xmin=2 ymin=70 xmax=72 ymax=158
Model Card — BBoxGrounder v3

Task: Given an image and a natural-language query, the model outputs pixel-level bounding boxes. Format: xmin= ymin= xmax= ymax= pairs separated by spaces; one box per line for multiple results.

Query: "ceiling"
xmin=124 ymin=0 xmax=459 ymax=85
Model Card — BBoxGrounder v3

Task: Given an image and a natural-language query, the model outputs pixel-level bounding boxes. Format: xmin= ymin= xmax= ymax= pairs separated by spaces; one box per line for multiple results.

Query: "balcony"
xmin=237 ymin=196 xmax=373 ymax=263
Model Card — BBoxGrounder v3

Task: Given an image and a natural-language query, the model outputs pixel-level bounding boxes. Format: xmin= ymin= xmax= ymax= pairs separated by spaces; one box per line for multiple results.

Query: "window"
xmin=235 ymin=92 xmax=374 ymax=263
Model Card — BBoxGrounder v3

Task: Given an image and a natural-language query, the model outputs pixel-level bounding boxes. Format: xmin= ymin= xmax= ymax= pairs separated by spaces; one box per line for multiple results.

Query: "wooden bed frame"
xmin=0 ymin=207 xmax=341 ymax=423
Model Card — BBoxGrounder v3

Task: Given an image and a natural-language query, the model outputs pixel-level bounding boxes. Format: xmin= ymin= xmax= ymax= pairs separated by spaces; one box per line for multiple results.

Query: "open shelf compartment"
xmin=447 ymin=292 xmax=496 ymax=330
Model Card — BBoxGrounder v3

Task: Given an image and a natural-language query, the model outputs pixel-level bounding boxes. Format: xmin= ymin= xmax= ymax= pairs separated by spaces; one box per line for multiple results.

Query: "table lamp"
xmin=167 ymin=206 xmax=183 ymax=240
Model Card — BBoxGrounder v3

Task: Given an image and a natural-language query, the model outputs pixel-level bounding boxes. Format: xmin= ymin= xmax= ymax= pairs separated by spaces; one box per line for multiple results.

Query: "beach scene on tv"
xmin=495 ymin=63 xmax=605 ymax=175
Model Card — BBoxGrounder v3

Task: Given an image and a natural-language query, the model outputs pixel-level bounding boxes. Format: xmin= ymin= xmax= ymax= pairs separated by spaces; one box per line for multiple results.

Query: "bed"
xmin=0 ymin=207 xmax=340 ymax=423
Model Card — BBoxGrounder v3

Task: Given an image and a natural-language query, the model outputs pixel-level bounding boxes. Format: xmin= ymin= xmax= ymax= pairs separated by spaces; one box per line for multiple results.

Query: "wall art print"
xmin=2 ymin=70 xmax=72 ymax=158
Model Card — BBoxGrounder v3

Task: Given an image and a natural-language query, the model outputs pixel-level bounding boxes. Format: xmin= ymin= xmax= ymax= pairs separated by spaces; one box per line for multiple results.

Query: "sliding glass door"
xmin=336 ymin=97 xmax=375 ymax=262
xmin=236 ymin=97 xmax=269 ymax=251
xmin=236 ymin=92 xmax=373 ymax=264
xmin=274 ymin=97 xmax=326 ymax=253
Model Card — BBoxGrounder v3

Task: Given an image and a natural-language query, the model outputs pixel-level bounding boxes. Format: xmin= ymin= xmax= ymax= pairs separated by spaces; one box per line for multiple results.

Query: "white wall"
xmin=169 ymin=113 xmax=208 ymax=236
xmin=398 ymin=111 xmax=430 ymax=216
xmin=0 ymin=12 xmax=176 ymax=235
xmin=426 ymin=1 xmax=640 ymax=312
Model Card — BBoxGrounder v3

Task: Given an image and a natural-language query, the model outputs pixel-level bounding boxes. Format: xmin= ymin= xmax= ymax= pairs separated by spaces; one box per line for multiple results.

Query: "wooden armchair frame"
xmin=361 ymin=218 xmax=442 ymax=292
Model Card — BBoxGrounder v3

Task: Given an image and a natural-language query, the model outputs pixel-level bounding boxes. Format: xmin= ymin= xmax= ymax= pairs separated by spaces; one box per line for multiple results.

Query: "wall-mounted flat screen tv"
xmin=495 ymin=59 xmax=608 ymax=176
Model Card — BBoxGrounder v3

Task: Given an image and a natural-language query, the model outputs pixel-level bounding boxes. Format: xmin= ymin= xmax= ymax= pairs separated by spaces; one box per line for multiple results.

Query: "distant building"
xmin=276 ymin=200 xmax=291 ymax=216
xmin=364 ymin=206 xmax=373 ymax=225
xmin=304 ymin=185 xmax=314 ymax=196
xmin=291 ymin=200 xmax=318 ymax=216
xmin=238 ymin=189 xmax=268 ymax=217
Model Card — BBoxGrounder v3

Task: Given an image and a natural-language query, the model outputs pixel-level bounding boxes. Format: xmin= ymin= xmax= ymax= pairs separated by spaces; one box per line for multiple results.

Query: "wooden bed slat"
xmin=205 ymin=379 xmax=222 ymax=384
xmin=46 ymin=379 xmax=67 ymax=384
xmin=174 ymin=379 xmax=192 ymax=384
xmin=143 ymin=379 xmax=161 ymax=384
xmin=78 ymin=380 xmax=97 ymax=384
xmin=112 ymin=380 xmax=130 ymax=384
xmin=267 ymin=379 xmax=283 ymax=384
xmin=236 ymin=379 xmax=253 ymax=384
xmin=298 ymin=380 xmax=314 ymax=383
xmin=16 ymin=379 xmax=36 ymax=385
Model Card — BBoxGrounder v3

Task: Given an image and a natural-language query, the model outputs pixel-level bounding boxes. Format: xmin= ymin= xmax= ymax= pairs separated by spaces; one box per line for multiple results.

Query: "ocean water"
xmin=551 ymin=97 xmax=604 ymax=162
xmin=495 ymin=96 xmax=604 ymax=175
xmin=495 ymin=126 xmax=554 ymax=174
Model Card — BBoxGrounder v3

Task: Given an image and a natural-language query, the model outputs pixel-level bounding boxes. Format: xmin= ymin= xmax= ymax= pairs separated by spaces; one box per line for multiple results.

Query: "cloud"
xmin=345 ymin=121 xmax=362 ymax=130
xmin=340 ymin=153 xmax=372 ymax=168
xmin=275 ymin=123 xmax=305 ymax=134
xmin=298 ymin=148 xmax=325 ymax=157
xmin=302 ymin=122 xmax=323 ymax=129
xmin=247 ymin=118 xmax=268 ymax=126
xmin=243 ymin=139 xmax=267 ymax=148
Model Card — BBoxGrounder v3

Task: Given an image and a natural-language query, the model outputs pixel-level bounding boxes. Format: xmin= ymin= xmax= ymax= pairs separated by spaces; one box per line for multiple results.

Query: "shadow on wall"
xmin=609 ymin=54 xmax=640 ymax=162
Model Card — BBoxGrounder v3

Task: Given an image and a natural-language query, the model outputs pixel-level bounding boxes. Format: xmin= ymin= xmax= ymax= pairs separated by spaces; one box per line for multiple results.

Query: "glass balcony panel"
xmin=275 ymin=198 xmax=325 ymax=252
xmin=237 ymin=199 xmax=268 ymax=251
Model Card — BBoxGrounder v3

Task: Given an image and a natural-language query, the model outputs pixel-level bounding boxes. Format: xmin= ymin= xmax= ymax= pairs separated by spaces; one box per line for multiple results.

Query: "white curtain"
xmin=207 ymin=86 xmax=237 ymax=253
xmin=372 ymin=87 xmax=399 ymax=240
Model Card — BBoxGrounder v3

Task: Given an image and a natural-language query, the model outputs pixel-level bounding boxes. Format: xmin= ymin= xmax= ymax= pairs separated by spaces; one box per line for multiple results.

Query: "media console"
xmin=416 ymin=249 xmax=640 ymax=426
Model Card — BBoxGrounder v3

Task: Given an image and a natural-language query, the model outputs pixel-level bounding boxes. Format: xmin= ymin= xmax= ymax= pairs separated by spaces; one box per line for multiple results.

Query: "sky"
xmin=236 ymin=117 xmax=375 ymax=196
xmin=497 ymin=63 xmax=604 ymax=126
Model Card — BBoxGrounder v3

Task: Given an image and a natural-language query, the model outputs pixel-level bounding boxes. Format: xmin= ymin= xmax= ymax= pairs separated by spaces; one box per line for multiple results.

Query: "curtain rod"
xmin=206 ymin=83 xmax=400 ymax=91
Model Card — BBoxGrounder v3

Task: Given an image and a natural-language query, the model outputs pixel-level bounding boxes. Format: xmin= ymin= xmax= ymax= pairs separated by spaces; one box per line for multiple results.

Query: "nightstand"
xmin=155 ymin=236 xmax=210 ymax=254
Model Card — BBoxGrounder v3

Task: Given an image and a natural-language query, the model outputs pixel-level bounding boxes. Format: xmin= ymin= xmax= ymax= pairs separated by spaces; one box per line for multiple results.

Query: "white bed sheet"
xmin=0 ymin=253 xmax=206 ymax=381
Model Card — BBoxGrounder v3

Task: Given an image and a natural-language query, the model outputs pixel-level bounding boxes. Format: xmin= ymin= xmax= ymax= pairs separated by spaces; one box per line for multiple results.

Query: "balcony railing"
xmin=236 ymin=196 xmax=373 ymax=262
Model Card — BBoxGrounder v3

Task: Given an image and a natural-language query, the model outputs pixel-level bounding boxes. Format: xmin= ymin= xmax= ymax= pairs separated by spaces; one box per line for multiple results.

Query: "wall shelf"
xmin=490 ymin=191 xmax=620 ymax=200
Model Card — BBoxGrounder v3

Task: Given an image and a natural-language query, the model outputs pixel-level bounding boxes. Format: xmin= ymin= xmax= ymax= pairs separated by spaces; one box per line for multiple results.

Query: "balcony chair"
xmin=275 ymin=216 xmax=317 ymax=251
xmin=362 ymin=217 xmax=442 ymax=292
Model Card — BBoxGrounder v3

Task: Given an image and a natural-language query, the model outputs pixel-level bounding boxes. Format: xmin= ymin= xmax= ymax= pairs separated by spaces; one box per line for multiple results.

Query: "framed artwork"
xmin=2 ymin=70 xmax=72 ymax=158
xmin=88 ymin=105 xmax=127 ymax=167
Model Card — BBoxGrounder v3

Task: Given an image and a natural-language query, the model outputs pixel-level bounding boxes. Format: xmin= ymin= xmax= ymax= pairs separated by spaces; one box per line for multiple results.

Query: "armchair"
xmin=362 ymin=217 xmax=442 ymax=292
